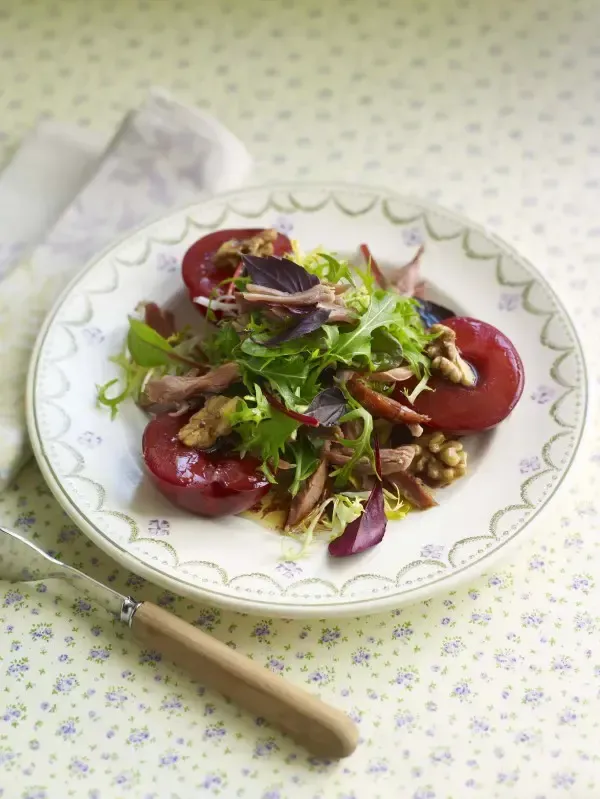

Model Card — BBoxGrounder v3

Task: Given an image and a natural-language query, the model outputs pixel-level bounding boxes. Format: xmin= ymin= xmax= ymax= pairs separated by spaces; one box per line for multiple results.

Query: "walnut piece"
xmin=213 ymin=228 xmax=278 ymax=269
xmin=411 ymin=431 xmax=467 ymax=485
xmin=426 ymin=324 xmax=475 ymax=386
xmin=177 ymin=396 xmax=238 ymax=449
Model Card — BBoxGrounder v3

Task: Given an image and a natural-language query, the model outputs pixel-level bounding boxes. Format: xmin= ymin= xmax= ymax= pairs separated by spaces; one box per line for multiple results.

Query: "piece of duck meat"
xmin=285 ymin=456 xmax=329 ymax=529
xmin=144 ymin=302 xmax=176 ymax=339
xmin=242 ymin=283 xmax=335 ymax=306
xmin=145 ymin=362 xmax=240 ymax=405
xmin=385 ymin=471 xmax=437 ymax=510
xmin=388 ymin=245 xmax=425 ymax=296
xmin=347 ymin=376 xmax=429 ymax=425
xmin=327 ymin=445 xmax=415 ymax=475
xmin=317 ymin=302 xmax=357 ymax=324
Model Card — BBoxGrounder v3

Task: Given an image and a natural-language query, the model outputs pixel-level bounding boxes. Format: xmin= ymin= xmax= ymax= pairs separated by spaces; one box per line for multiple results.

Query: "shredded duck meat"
xmin=145 ymin=362 xmax=240 ymax=405
xmin=241 ymin=283 xmax=335 ymax=307
xmin=285 ymin=455 xmax=329 ymax=529
xmin=327 ymin=445 xmax=415 ymax=475
xmin=385 ymin=471 xmax=437 ymax=510
xmin=388 ymin=245 xmax=425 ymax=296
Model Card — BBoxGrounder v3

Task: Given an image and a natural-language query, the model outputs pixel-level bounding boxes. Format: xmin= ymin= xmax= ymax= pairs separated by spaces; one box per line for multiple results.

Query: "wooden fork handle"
xmin=131 ymin=602 xmax=358 ymax=758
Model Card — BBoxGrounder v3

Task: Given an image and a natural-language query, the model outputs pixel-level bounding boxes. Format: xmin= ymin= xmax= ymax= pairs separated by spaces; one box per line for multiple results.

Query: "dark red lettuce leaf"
xmin=305 ymin=387 xmax=347 ymax=427
xmin=242 ymin=254 xmax=319 ymax=294
xmin=264 ymin=390 xmax=320 ymax=427
xmin=328 ymin=439 xmax=387 ymax=557
xmin=263 ymin=307 xmax=331 ymax=348
xmin=416 ymin=299 xmax=455 ymax=327
xmin=144 ymin=302 xmax=176 ymax=338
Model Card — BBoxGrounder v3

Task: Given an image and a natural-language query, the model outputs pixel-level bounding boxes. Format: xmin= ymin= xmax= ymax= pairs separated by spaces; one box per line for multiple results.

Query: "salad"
xmin=98 ymin=228 xmax=524 ymax=558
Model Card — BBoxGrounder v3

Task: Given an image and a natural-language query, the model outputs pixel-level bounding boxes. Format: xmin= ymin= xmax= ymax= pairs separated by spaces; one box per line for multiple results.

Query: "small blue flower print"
xmin=57 ymin=718 xmax=78 ymax=738
xmin=53 ymin=674 xmax=79 ymax=694
xmin=367 ymin=758 xmax=390 ymax=774
xmin=420 ymin=544 xmax=444 ymax=559
xmin=193 ymin=608 xmax=221 ymax=631
xmin=392 ymin=668 xmax=419 ymax=689
xmin=3 ymin=590 xmax=25 ymax=607
xmin=395 ymin=711 xmax=415 ymax=729
xmin=470 ymin=717 xmax=490 ymax=734
xmin=82 ymin=326 xmax=105 ymax=345
xmin=531 ymin=385 xmax=555 ymax=404
xmin=58 ymin=526 xmax=80 ymax=543
xmin=520 ymin=456 xmax=541 ymax=474
xmin=128 ymin=728 xmax=151 ymax=747
xmin=139 ymin=650 xmax=162 ymax=667
xmin=160 ymin=695 xmax=184 ymax=713
xmin=77 ymin=431 xmax=102 ymax=448
xmin=319 ymin=627 xmax=342 ymax=646
xmin=1 ymin=704 xmax=25 ymax=726
xmin=522 ymin=688 xmax=544 ymax=707
xmin=15 ymin=512 xmax=36 ymax=529
xmin=157 ymin=253 xmax=178 ymax=273
xmin=254 ymin=738 xmax=279 ymax=758
xmin=441 ymin=637 xmax=465 ymax=656
xmin=571 ymin=574 xmax=594 ymax=592
xmin=451 ymin=681 xmax=472 ymax=701
xmin=267 ymin=657 xmax=285 ymax=672
xmin=69 ymin=757 xmax=91 ymax=777
xmin=430 ymin=747 xmax=453 ymax=765
xmin=494 ymin=650 xmax=520 ymax=670
xmin=402 ymin=227 xmax=424 ymax=246
xmin=88 ymin=648 xmax=111 ymax=663
xmin=272 ymin=215 xmax=293 ymax=235
xmin=7 ymin=659 xmax=29 ymax=679
xmin=559 ymin=707 xmax=578 ymax=725
xmin=521 ymin=610 xmax=543 ymax=627
xmin=252 ymin=621 xmax=272 ymax=641
xmin=148 ymin=519 xmax=170 ymax=536
xmin=159 ymin=751 xmax=179 ymax=766
xmin=351 ymin=647 xmax=372 ymax=665
xmin=392 ymin=622 xmax=414 ymax=640
xmin=498 ymin=292 xmax=520 ymax=311
xmin=72 ymin=599 xmax=93 ymax=617
xmin=204 ymin=722 xmax=226 ymax=740
xmin=276 ymin=561 xmax=303 ymax=579
xmin=551 ymin=655 xmax=573 ymax=673
xmin=552 ymin=772 xmax=575 ymax=789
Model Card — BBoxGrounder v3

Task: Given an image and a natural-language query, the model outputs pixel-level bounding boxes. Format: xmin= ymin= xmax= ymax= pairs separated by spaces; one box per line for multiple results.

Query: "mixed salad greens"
xmin=98 ymin=231 xmax=499 ymax=558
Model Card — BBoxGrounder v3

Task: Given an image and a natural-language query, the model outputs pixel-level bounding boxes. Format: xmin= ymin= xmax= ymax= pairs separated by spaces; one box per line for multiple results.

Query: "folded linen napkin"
xmin=0 ymin=88 xmax=252 ymax=487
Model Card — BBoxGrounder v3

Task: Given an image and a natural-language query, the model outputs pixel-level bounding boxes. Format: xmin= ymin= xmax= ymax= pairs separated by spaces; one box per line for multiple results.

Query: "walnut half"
xmin=213 ymin=228 xmax=278 ymax=269
xmin=177 ymin=396 xmax=238 ymax=449
xmin=426 ymin=324 xmax=475 ymax=387
xmin=411 ymin=431 xmax=467 ymax=485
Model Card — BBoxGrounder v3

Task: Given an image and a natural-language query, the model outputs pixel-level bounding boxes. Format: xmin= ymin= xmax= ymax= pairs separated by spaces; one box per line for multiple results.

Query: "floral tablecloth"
xmin=1 ymin=1 xmax=600 ymax=797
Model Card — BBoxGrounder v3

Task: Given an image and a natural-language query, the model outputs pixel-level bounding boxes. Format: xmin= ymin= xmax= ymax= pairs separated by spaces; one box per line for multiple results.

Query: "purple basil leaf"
xmin=305 ymin=387 xmax=347 ymax=427
xmin=262 ymin=307 xmax=331 ymax=348
xmin=328 ymin=483 xmax=386 ymax=557
xmin=416 ymin=299 xmax=456 ymax=327
xmin=328 ymin=438 xmax=387 ymax=557
xmin=242 ymin=254 xmax=319 ymax=294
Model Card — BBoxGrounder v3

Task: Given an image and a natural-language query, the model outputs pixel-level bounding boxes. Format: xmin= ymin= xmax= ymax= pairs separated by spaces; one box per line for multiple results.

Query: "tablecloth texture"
xmin=1 ymin=1 xmax=600 ymax=797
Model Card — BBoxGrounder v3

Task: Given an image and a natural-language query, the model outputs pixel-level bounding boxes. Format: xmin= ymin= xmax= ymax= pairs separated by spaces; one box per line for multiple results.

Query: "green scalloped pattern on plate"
xmin=27 ymin=184 xmax=588 ymax=615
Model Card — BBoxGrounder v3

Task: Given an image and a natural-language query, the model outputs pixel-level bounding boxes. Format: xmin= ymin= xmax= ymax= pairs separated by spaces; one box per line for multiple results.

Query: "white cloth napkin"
xmin=0 ymin=88 xmax=252 ymax=487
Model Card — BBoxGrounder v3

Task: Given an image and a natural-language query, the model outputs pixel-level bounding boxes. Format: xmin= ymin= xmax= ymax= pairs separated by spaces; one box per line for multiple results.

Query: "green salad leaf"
xmin=127 ymin=318 xmax=174 ymax=367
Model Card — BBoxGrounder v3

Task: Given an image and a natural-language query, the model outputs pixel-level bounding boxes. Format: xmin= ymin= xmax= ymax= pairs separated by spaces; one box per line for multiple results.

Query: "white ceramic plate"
xmin=27 ymin=183 xmax=588 ymax=617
